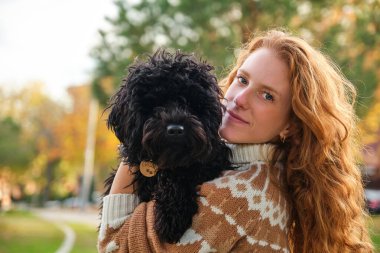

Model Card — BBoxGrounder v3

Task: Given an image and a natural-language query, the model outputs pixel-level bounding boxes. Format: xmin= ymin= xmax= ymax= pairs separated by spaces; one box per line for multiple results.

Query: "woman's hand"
xmin=109 ymin=162 xmax=137 ymax=194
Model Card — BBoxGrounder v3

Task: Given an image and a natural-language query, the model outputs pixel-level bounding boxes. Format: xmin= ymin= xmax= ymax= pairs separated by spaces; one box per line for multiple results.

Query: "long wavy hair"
xmin=220 ymin=29 xmax=374 ymax=253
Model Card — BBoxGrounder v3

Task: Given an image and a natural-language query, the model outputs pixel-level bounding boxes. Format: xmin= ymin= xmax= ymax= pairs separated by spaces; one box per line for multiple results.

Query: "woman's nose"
xmin=233 ymin=90 xmax=249 ymax=109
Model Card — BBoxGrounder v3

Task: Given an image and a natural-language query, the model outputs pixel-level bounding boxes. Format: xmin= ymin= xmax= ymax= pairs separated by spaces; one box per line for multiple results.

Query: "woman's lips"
xmin=226 ymin=110 xmax=249 ymax=124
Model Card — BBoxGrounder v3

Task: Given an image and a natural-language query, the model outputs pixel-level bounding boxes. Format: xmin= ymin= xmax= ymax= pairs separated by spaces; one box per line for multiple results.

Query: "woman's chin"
xmin=218 ymin=127 xmax=230 ymax=142
xmin=219 ymin=127 xmax=240 ymax=143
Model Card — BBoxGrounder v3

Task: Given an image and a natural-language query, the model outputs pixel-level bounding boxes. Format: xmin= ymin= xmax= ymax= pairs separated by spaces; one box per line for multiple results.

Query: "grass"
xmin=0 ymin=209 xmax=379 ymax=253
xmin=69 ymin=222 xmax=98 ymax=253
xmin=0 ymin=209 xmax=98 ymax=253
xmin=370 ymin=215 xmax=380 ymax=252
xmin=0 ymin=210 xmax=64 ymax=253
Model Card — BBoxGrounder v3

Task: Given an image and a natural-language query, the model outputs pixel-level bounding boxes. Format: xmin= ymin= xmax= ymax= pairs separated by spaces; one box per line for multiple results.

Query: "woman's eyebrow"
xmin=237 ymin=68 xmax=251 ymax=78
xmin=237 ymin=69 xmax=280 ymax=97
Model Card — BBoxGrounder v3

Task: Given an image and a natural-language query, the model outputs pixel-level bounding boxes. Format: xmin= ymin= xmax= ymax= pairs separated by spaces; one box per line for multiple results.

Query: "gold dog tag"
xmin=139 ymin=161 xmax=158 ymax=177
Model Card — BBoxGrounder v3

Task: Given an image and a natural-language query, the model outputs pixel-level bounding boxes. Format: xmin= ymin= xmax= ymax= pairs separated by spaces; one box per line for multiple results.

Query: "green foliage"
xmin=345 ymin=57 xmax=378 ymax=118
xmin=91 ymin=0 xmax=380 ymax=116
xmin=0 ymin=117 xmax=35 ymax=170
xmin=90 ymin=0 xmax=306 ymax=105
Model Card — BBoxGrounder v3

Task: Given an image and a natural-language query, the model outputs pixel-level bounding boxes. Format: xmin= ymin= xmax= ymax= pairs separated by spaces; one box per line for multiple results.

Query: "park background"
xmin=1 ymin=0 xmax=380 ymax=252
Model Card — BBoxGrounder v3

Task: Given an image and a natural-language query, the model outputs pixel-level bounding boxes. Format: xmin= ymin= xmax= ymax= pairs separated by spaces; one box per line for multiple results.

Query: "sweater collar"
xmin=228 ymin=143 xmax=276 ymax=164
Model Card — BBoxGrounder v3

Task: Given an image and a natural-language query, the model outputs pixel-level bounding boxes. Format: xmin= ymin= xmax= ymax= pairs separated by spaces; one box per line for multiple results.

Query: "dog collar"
xmin=139 ymin=161 xmax=158 ymax=177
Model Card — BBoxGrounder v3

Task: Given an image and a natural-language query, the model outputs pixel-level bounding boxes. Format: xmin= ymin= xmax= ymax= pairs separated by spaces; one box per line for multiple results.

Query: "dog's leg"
xmin=153 ymin=171 xmax=198 ymax=243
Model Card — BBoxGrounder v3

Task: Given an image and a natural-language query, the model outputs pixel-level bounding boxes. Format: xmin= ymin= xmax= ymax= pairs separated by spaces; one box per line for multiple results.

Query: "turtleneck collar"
xmin=227 ymin=143 xmax=276 ymax=164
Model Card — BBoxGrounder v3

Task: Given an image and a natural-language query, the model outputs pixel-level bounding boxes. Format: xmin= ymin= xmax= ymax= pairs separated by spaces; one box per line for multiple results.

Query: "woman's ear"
xmin=279 ymin=123 xmax=290 ymax=138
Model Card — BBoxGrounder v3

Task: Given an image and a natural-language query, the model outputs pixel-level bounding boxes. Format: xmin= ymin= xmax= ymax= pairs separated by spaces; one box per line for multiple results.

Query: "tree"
xmin=90 ymin=0 xmax=309 ymax=105
xmin=293 ymin=0 xmax=380 ymax=117
xmin=0 ymin=83 xmax=63 ymax=206
xmin=359 ymin=86 xmax=380 ymax=144
xmin=0 ymin=116 xmax=35 ymax=210
xmin=91 ymin=0 xmax=379 ymax=118
xmin=53 ymin=85 xmax=119 ymax=200
xmin=0 ymin=117 xmax=35 ymax=170
xmin=0 ymin=81 xmax=122 ymax=206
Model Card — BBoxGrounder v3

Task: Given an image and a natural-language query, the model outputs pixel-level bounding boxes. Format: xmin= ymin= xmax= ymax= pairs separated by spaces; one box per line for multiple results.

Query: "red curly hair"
xmin=221 ymin=29 xmax=374 ymax=253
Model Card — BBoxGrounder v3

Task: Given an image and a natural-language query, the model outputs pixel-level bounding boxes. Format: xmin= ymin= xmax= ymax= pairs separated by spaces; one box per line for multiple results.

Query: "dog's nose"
xmin=166 ymin=124 xmax=184 ymax=136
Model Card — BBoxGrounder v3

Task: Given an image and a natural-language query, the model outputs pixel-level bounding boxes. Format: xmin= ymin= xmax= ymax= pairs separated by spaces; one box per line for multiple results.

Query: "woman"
xmin=98 ymin=30 xmax=374 ymax=252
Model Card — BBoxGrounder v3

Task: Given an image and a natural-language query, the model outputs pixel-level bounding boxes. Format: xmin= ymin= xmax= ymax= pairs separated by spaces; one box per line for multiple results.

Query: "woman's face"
xmin=219 ymin=47 xmax=292 ymax=144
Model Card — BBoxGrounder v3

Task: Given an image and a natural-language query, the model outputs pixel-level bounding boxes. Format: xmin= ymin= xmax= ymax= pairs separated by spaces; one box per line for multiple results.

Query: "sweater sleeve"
xmin=98 ymin=194 xmax=140 ymax=252
xmin=97 ymin=164 xmax=289 ymax=253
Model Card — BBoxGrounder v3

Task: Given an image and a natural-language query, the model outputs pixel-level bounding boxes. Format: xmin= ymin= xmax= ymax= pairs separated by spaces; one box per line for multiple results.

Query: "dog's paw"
xmin=154 ymin=196 xmax=197 ymax=243
xmin=155 ymin=213 xmax=193 ymax=243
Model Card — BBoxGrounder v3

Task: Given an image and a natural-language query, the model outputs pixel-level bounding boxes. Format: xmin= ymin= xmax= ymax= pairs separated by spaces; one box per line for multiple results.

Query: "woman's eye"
xmin=259 ymin=91 xmax=274 ymax=102
xmin=237 ymin=76 xmax=248 ymax=85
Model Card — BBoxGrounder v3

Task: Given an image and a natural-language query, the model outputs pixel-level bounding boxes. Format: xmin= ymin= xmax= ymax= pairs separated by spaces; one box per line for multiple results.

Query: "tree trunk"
xmin=41 ymin=158 xmax=60 ymax=206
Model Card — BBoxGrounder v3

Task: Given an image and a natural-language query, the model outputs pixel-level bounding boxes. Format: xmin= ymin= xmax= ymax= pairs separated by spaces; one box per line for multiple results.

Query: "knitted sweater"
xmin=98 ymin=144 xmax=289 ymax=253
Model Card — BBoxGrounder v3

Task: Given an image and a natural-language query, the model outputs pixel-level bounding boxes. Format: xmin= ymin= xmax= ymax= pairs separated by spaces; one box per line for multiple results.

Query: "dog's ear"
xmin=107 ymin=83 xmax=130 ymax=143
xmin=107 ymin=82 xmax=146 ymax=163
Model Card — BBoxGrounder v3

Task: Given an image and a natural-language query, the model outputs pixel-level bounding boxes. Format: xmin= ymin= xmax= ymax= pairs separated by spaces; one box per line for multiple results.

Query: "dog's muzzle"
xmin=166 ymin=124 xmax=184 ymax=136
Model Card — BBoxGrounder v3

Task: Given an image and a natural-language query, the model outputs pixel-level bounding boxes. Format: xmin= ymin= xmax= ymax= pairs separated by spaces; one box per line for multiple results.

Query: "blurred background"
xmin=0 ymin=0 xmax=379 ymax=252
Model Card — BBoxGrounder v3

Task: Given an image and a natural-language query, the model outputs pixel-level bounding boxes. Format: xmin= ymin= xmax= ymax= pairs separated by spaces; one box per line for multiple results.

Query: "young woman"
xmin=98 ymin=30 xmax=374 ymax=253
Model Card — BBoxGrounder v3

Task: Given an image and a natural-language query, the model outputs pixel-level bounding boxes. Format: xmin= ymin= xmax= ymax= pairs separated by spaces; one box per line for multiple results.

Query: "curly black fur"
xmin=103 ymin=49 xmax=232 ymax=243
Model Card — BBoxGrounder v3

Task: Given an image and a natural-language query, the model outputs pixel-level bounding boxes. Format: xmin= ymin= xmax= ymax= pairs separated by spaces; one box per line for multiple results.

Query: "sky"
xmin=0 ymin=0 xmax=116 ymax=103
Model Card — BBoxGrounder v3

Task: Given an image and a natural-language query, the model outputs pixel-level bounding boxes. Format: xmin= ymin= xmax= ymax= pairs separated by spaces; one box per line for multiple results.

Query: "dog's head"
xmin=107 ymin=50 xmax=226 ymax=170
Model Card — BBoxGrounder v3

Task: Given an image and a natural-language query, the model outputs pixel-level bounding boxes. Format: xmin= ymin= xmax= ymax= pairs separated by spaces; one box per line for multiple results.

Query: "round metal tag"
xmin=139 ymin=161 xmax=158 ymax=177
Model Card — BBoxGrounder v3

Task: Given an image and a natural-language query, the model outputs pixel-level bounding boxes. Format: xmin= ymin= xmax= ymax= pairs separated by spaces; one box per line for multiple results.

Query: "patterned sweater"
xmin=98 ymin=144 xmax=289 ymax=253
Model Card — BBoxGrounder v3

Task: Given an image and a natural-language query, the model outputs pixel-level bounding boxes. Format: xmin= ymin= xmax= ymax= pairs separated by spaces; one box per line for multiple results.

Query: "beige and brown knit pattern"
xmin=98 ymin=145 xmax=289 ymax=253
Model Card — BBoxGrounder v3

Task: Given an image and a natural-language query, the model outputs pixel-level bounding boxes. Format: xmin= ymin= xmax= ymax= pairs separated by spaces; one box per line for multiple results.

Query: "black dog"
xmin=104 ymin=50 xmax=232 ymax=243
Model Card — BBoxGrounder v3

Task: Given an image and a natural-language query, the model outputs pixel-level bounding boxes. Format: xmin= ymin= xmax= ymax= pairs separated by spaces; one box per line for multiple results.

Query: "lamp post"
xmin=80 ymin=98 xmax=98 ymax=209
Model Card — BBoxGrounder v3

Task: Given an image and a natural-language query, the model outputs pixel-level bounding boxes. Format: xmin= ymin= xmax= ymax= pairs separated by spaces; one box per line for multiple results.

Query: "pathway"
xmin=34 ymin=208 xmax=99 ymax=253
